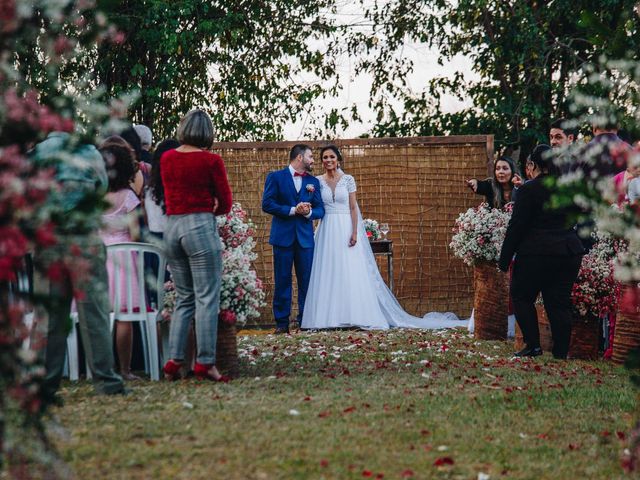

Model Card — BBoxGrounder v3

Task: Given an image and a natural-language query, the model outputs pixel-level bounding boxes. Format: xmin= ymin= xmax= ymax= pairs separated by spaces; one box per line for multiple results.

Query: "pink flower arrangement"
xmin=306 ymin=184 xmax=315 ymax=193
xmin=571 ymin=233 xmax=624 ymax=318
xmin=163 ymin=203 xmax=266 ymax=326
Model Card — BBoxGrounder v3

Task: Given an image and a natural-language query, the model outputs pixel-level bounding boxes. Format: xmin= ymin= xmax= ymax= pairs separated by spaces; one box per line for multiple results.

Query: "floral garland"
xmin=363 ymin=218 xmax=382 ymax=240
xmin=449 ymin=203 xmax=512 ymax=266
xmin=163 ymin=203 xmax=266 ymax=326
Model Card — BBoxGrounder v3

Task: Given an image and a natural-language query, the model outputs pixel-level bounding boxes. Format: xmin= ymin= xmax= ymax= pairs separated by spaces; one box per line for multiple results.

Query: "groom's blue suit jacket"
xmin=262 ymin=168 xmax=324 ymax=248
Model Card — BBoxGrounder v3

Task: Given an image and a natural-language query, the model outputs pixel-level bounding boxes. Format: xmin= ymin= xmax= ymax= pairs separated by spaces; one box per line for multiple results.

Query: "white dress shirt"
xmin=288 ymin=165 xmax=312 ymax=218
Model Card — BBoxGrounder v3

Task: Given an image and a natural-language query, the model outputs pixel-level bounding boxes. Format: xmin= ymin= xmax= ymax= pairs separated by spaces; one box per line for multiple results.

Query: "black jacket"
xmin=498 ymin=174 xmax=584 ymax=271
xmin=475 ymin=178 xmax=504 ymax=209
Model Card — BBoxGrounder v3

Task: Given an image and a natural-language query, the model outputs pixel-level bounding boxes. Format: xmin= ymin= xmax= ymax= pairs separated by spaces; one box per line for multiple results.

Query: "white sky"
xmin=283 ymin=7 xmax=476 ymax=140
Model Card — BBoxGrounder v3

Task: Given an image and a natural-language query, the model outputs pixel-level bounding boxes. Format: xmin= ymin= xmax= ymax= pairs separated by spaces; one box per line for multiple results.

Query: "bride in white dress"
xmin=301 ymin=145 xmax=468 ymax=330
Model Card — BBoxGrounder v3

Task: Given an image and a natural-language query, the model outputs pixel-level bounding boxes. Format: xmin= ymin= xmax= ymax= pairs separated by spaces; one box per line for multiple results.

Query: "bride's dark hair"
xmin=320 ymin=144 xmax=344 ymax=171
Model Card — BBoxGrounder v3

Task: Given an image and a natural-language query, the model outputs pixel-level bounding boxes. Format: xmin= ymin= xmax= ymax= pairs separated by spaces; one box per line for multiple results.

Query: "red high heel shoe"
xmin=163 ymin=359 xmax=183 ymax=381
xmin=193 ymin=362 xmax=231 ymax=383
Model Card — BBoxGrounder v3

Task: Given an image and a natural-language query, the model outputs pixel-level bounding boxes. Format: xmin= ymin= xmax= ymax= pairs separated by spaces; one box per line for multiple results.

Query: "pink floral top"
xmin=100 ymin=189 xmax=140 ymax=244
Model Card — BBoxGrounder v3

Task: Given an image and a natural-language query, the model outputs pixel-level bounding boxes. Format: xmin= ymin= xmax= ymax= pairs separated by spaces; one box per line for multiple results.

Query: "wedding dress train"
xmin=301 ymin=174 xmax=468 ymax=330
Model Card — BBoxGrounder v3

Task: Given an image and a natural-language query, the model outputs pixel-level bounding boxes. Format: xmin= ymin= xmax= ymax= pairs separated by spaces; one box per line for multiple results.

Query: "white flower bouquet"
xmin=363 ymin=218 xmax=382 ymax=240
xmin=449 ymin=203 xmax=512 ymax=266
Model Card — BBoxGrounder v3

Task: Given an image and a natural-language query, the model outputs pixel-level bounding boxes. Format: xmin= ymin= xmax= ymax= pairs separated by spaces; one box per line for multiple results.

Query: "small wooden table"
xmin=369 ymin=239 xmax=393 ymax=293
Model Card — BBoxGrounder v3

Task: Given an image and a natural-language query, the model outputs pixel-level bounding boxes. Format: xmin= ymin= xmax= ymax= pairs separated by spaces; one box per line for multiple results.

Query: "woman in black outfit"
xmin=498 ymin=145 xmax=584 ymax=359
xmin=466 ymin=156 xmax=522 ymax=208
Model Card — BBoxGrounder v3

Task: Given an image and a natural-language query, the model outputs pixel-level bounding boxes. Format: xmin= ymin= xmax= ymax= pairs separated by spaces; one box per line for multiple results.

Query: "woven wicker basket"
xmin=514 ymin=304 xmax=552 ymax=351
xmin=612 ymin=283 xmax=640 ymax=365
xmin=216 ymin=320 xmax=239 ymax=377
xmin=473 ymin=262 xmax=508 ymax=340
xmin=569 ymin=314 xmax=600 ymax=360
xmin=537 ymin=305 xmax=554 ymax=352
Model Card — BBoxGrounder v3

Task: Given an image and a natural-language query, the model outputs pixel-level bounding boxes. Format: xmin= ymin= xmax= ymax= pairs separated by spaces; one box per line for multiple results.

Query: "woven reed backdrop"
xmin=211 ymin=136 xmax=494 ymax=326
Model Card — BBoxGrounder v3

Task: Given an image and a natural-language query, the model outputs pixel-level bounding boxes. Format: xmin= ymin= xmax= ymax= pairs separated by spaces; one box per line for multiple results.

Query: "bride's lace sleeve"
xmin=345 ymin=174 xmax=357 ymax=193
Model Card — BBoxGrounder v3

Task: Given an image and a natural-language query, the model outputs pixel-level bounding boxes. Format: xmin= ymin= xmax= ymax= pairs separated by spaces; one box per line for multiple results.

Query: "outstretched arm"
xmin=262 ymin=172 xmax=293 ymax=219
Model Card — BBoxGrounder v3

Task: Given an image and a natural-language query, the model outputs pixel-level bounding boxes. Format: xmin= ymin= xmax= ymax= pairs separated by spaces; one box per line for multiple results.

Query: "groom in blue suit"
xmin=262 ymin=144 xmax=325 ymax=333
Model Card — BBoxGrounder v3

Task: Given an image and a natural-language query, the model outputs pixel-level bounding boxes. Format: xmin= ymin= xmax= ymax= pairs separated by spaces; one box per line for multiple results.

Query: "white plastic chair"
xmin=106 ymin=242 xmax=166 ymax=381
xmin=65 ymin=311 xmax=92 ymax=380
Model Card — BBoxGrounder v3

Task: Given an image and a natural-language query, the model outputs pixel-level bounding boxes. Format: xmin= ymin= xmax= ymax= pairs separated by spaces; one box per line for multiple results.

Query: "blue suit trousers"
xmin=273 ymin=241 xmax=314 ymax=328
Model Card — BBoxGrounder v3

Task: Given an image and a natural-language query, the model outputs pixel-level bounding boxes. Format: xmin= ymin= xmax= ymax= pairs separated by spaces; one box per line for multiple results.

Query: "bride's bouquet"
xmin=363 ymin=218 xmax=382 ymax=240
xmin=449 ymin=203 xmax=512 ymax=266
xmin=162 ymin=203 xmax=266 ymax=326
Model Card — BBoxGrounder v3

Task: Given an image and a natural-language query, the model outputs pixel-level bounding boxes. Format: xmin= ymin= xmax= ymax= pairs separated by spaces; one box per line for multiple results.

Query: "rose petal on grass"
xmin=320 ymin=459 xmax=329 ymax=468
xmin=362 ymin=470 xmax=373 ymax=477
xmin=401 ymin=469 xmax=414 ymax=477
xmin=434 ymin=457 xmax=454 ymax=466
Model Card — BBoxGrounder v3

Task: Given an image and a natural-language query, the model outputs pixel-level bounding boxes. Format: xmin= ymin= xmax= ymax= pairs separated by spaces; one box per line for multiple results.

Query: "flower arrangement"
xmin=363 ymin=218 xmax=382 ymax=240
xmin=449 ymin=203 xmax=512 ymax=266
xmin=571 ymin=232 xmax=624 ymax=318
xmin=162 ymin=203 xmax=266 ymax=326
xmin=0 ymin=2 xmax=130 ymax=474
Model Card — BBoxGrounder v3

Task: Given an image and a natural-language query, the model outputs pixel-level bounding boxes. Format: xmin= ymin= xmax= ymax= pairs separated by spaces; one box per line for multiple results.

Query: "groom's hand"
xmin=295 ymin=202 xmax=311 ymax=216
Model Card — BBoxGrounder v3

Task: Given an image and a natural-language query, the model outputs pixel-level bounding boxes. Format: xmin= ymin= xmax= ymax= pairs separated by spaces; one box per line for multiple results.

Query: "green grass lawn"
xmin=51 ymin=329 xmax=637 ymax=479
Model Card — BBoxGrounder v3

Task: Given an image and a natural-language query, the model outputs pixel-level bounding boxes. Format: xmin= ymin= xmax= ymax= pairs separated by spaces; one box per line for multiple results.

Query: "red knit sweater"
xmin=161 ymin=149 xmax=233 ymax=215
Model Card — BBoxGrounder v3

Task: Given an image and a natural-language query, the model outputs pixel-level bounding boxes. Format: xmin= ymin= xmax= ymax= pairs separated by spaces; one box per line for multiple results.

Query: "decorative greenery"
xmin=350 ymin=0 xmax=640 ymax=162
xmin=59 ymin=0 xmax=346 ymax=141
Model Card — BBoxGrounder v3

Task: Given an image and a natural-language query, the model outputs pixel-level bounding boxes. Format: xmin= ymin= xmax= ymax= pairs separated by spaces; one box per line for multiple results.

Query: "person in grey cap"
xmin=133 ymin=124 xmax=153 ymax=164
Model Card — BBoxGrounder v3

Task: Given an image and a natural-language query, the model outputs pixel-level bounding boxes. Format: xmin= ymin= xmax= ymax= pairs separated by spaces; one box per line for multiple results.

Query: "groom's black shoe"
xmin=274 ymin=326 xmax=290 ymax=335
xmin=514 ymin=346 xmax=543 ymax=358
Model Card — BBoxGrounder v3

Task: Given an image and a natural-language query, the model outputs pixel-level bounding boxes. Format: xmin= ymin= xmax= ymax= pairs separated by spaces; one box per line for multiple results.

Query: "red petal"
xmin=433 ymin=457 xmax=454 ymax=466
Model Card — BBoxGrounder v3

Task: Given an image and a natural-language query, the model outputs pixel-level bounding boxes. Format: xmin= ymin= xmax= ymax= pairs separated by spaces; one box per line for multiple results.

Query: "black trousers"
xmin=510 ymin=254 xmax=582 ymax=357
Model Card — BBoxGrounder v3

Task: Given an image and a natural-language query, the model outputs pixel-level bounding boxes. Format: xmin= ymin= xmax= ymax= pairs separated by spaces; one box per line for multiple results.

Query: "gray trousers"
xmin=164 ymin=213 xmax=223 ymax=364
xmin=34 ymin=234 xmax=124 ymax=397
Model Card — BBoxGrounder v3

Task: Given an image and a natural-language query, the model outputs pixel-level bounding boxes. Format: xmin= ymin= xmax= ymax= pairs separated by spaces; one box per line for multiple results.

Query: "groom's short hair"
xmin=290 ymin=144 xmax=311 ymax=161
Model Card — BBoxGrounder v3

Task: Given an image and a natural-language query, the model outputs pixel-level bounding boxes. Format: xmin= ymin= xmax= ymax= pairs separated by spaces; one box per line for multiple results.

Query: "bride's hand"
xmin=349 ymin=234 xmax=357 ymax=247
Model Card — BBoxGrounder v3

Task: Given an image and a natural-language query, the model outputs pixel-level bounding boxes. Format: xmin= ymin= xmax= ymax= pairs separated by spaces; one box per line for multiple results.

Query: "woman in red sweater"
xmin=159 ymin=109 xmax=233 ymax=381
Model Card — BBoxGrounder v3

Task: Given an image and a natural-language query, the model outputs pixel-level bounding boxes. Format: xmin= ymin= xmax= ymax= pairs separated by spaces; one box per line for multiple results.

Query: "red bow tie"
xmin=294 ymin=171 xmax=307 ymax=177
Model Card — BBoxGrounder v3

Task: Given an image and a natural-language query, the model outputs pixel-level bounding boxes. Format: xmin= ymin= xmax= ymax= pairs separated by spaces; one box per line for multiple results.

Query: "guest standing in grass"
xmin=160 ymin=109 xmax=233 ymax=382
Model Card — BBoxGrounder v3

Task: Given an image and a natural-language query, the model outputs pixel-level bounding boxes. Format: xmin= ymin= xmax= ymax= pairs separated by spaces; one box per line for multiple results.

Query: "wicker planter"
xmin=513 ymin=304 xmax=552 ymax=351
xmin=216 ymin=320 xmax=239 ymax=377
xmin=569 ymin=313 xmax=600 ymax=360
xmin=473 ymin=262 xmax=508 ymax=340
xmin=612 ymin=282 xmax=640 ymax=365
xmin=537 ymin=305 xmax=554 ymax=352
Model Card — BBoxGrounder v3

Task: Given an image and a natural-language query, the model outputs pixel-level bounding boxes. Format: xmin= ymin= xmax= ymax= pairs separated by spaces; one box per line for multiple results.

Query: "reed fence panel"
xmin=211 ymin=136 xmax=493 ymax=326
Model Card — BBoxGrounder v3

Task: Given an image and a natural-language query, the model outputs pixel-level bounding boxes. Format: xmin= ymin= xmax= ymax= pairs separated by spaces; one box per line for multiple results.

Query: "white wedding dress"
xmin=301 ymin=174 xmax=469 ymax=330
